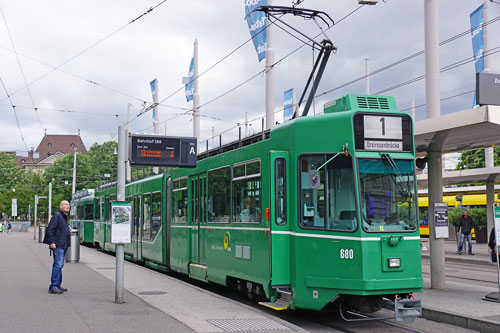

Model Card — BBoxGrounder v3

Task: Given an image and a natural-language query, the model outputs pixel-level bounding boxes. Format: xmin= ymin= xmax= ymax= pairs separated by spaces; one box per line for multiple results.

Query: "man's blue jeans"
xmin=458 ymin=233 xmax=472 ymax=254
xmin=49 ymin=248 xmax=67 ymax=290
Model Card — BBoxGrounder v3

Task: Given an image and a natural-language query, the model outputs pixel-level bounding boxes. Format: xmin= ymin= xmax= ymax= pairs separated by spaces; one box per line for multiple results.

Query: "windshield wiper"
xmin=380 ymin=153 xmax=413 ymax=202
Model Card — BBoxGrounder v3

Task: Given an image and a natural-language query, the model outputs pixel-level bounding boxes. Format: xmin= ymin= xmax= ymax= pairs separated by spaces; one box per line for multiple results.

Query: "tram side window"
xmin=299 ymin=154 xmax=356 ymax=231
xmin=84 ymin=204 xmax=93 ymax=220
xmin=151 ymin=192 xmax=161 ymax=238
xmin=77 ymin=206 xmax=84 ymax=220
xmin=208 ymin=167 xmax=231 ymax=223
xmin=173 ymin=178 xmax=188 ymax=223
xmin=133 ymin=197 xmax=140 ymax=236
xmin=233 ymin=161 xmax=261 ymax=223
xmin=275 ymin=158 xmax=287 ymax=225
xmin=94 ymin=199 xmax=101 ymax=221
xmin=143 ymin=194 xmax=152 ymax=240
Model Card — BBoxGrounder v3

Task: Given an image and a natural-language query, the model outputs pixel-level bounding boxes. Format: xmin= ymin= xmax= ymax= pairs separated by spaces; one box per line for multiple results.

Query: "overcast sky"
xmin=0 ymin=0 xmax=499 ymax=153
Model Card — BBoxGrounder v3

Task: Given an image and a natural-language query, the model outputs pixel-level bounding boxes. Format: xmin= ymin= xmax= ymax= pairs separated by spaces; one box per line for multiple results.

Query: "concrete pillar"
xmin=425 ymin=0 xmax=445 ymax=289
xmin=428 ymin=151 xmax=446 ymax=290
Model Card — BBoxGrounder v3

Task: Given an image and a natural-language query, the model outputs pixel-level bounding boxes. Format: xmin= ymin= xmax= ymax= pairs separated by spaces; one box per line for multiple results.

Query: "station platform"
xmin=420 ymin=238 xmax=500 ymax=333
xmin=0 ymin=232 xmax=300 ymax=332
xmin=2 ymin=231 xmax=500 ymax=332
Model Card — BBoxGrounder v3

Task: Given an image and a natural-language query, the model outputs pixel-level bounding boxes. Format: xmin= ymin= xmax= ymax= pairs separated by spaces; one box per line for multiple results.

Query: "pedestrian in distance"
xmin=7 ymin=221 xmax=11 ymax=234
xmin=457 ymin=210 xmax=474 ymax=255
xmin=44 ymin=200 xmax=71 ymax=294
xmin=489 ymin=227 xmax=500 ymax=263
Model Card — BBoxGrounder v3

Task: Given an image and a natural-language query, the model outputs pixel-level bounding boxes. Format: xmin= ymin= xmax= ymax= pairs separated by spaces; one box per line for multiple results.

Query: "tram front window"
xmin=358 ymin=158 xmax=417 ymax=232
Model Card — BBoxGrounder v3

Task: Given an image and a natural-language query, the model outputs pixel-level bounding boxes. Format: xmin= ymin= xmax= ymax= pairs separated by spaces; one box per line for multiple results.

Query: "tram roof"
xmin=414 ymin=105 xmax=500 ymax=156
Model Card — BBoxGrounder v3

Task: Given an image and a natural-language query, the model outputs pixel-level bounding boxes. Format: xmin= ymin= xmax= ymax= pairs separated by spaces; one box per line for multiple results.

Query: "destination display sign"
xmin=129 ymin=134 xmax=197 ymax=167
xmin=353 ymin=113 xmax=412 ymax=152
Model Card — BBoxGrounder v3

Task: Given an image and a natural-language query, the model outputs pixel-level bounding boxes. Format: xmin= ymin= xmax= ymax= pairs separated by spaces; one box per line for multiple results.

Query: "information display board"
xmin=129 ymin=134 xmax=197 ymax=167
xmin=434 ymin=202 xmax=449 ymax=239
xmin=111 ymin=201 xmax=132 ymax=244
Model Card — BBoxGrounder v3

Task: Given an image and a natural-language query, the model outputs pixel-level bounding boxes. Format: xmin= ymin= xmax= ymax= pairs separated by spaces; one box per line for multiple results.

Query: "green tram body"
xmin=78 ymin=94 xmax=422 ymax=312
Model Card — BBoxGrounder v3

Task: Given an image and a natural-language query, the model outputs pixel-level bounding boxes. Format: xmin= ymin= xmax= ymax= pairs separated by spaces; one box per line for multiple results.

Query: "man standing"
xmin=45 ymin=200 xmax=71 ymax=294
xmin=457 ymin=210 xmax=474 ymax=255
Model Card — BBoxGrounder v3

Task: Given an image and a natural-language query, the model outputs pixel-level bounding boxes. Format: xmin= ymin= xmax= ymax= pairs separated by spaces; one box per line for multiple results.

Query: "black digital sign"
xmin=129 ymin=134 xmax=197 ymax=168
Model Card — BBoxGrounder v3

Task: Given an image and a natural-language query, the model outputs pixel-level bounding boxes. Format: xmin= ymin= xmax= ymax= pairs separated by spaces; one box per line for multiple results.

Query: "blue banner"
xmin=244 ymin=0 xmax=267 ymax=62
xmin=150 ymin=78 xmax=157 ymax=120
xmin=185 ymin=57 xmax=194 ymax=102
xmin=470 ymin=4 xmax=485 ymax=73
xmin=283 ymin=88 xmax=294 ymax=122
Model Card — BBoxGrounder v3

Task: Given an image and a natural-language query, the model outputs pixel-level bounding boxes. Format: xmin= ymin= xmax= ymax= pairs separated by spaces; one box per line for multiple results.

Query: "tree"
xmin=456 ymin=147 xmax=500 ymax=170
xmin=0 ymin=152 xmax=22 ymax=193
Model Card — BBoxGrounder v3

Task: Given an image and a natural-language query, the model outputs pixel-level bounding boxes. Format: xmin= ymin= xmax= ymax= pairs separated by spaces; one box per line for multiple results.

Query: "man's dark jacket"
xmin=458 ymin=215 xmax=474 ymax=235
xmin=45 ymin=210 xmax=71 ymax=249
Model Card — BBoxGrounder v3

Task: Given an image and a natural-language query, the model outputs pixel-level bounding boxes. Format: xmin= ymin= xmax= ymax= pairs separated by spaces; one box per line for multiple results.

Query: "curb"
xmin=421 ymin=254 xmax=492 ymax=267
xmin=422 ymin=307 xmax=500 ymax=333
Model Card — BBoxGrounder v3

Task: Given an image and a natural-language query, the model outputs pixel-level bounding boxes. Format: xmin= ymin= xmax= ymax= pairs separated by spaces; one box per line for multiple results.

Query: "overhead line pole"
xmin=265 ymin=0 xmax=275 ymax=130
xmin=193 ymin=39 xmax=200 ymax=147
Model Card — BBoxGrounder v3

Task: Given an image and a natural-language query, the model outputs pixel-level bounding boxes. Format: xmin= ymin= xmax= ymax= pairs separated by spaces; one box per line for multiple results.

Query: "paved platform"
xmin=0 ymin=232 xmax=301 ymax=332
xmin=420 ymin=238 xmax=500 ymax=333
xmin=3 ymin=231 xmax=500 ymax=332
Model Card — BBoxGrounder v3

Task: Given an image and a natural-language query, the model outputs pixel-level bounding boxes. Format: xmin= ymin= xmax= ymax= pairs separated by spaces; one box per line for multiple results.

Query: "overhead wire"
xmin=0 ymin=0 xmax=168 ymax=104
xmin=315 ymin=14 xmax=500 ymax=99
xmin=373 ymin=45 xmax=500 ymax=95
xmin=0 ymin=4 xmax=44 ymax=132
xmin=399 ymin=90 xmax=475 ymax=113
xmin=0 ymin=76 xmax=28 ymax=150
xmin=199 ymin=5 xmax=365 ymax=118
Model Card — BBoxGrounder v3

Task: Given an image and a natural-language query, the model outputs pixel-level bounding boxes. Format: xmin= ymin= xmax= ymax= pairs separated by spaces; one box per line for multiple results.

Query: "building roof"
xmin=36 ymin=134 xmax=87 ymax=156
xmin=12 ymin=134 xmax=87 ymax=168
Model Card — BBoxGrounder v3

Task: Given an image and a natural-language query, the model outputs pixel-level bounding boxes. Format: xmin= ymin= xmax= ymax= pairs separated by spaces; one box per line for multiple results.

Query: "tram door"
xmin=132 ymin=195 xmax=142 ymax=260
xmin=270 ymin=151 xmax=291 ymax=286
xmin=190 ymin=174 xmax=207 ymax=265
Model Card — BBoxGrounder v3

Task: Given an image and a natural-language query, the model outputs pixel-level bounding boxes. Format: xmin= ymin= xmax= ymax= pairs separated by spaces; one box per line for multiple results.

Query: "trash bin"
xmin=66 ymin=229 xmax=80 ymax=263
xmin=38 ymin=225 xmax=47 ymax=243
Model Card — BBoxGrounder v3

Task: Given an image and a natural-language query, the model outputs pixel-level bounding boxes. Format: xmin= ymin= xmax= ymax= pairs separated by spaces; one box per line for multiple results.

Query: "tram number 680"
xmin=340 ymin=249 xmax=354 ymax=259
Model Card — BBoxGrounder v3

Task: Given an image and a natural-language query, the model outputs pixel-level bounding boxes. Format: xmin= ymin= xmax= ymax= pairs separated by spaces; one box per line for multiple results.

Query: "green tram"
xmin=69 ymin=189 xmax=95 ymax=245
xmin=76 ymin=94 xmax=422 ymax=319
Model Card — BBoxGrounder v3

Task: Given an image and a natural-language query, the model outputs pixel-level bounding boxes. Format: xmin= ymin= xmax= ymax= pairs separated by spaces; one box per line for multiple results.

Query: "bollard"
xmin=66 ymin=229 xmax=80 ymax=263
xmin=38 ymin=225 xmax=47 ymax=243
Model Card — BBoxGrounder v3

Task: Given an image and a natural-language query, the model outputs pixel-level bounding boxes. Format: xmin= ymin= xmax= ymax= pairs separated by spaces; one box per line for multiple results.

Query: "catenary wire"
xmin=373 ymin=46 xmax=500 ymax=95
xmin=0 ymin=4 xmax=44 ymax=132
xmin=0 ymin=0 xmax=168 ymax=104
xmin=315 ymin=14 xmax=500 ymax=99
xmin=0 ymin=76 xmax=28 ymax=150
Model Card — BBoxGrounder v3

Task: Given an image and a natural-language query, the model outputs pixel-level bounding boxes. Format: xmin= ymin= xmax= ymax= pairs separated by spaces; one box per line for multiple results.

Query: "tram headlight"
xmin=388 ymin=258 xmax=401 ymax=268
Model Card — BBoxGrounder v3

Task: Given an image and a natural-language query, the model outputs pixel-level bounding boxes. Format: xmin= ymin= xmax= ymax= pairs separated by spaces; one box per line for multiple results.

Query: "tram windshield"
xmin=358 ymin=158 xmax=417 ymax=232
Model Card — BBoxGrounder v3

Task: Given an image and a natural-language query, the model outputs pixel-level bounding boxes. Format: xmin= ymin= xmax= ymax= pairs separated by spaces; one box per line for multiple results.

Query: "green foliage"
xmin=448 ymin=208 xmax=463 ymax=227
xmin=0 ymin=152 xmax=22 ymax=193
xmin=469 ymin=206 xmax=487 ymax=230
xmin=456 ymin=147 xmax=500 ymax=170
xmin=0 ymin=141 xmax=120 ymax=221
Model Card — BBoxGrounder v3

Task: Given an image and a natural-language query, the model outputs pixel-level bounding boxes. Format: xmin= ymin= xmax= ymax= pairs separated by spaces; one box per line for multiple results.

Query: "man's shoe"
xmin=458 ymin=252 xmax=462 ymax=255
xmin=48 ymin=288 xmax=63 ymax=294
xmin=469 ymin=253 xmax=474 ymax=255
xmin=58 ymin=287 xmax=68 ymax=292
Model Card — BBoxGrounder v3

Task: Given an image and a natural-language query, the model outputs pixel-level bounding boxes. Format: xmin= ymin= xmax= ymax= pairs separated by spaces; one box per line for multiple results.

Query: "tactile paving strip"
xmin=206 ymin=318 xmax=290 ymax=331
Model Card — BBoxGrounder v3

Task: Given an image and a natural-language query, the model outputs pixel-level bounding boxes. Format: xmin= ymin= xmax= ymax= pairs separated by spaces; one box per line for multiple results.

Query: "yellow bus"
xmin=418 ymin=194 xmax=489 ymax=237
